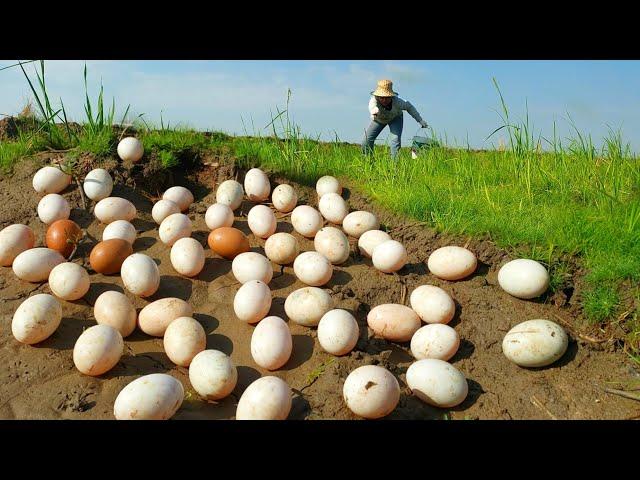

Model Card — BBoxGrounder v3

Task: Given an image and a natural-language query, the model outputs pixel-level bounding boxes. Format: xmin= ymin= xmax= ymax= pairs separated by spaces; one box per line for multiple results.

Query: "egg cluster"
xmin=0 ymin=139 xmax=569 ymax=420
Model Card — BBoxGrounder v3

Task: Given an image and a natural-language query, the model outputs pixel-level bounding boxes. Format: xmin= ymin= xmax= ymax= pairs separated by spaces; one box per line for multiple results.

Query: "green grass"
xmin=0 ymin=139 xmax=33 ymax=171
xmin=230 ymin=86 xmax=640 ymax=328
xmin=76 ymin=128 xmax=116 ymax=157
xmin=0 ymin=131 xmax=48 ymax=171
xmin=139 ymin=125 xmax=230 ymax=167
xmin=582 ymin=285 xmax=621 ymax=324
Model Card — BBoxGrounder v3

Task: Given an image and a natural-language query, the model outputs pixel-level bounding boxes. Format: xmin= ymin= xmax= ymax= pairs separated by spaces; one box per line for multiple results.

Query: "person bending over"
xmin=362 ymin=79 xmax=428 ymax=159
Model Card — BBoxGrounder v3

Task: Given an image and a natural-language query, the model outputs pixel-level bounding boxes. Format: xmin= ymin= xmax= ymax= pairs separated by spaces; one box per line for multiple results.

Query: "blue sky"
xmin=1 ymin=60 xmax=639 ymax=152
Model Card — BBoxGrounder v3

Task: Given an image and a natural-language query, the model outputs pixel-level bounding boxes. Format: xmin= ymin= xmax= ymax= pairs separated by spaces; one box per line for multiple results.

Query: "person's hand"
xmin=420 ymin=120 xmax=429 ymax=128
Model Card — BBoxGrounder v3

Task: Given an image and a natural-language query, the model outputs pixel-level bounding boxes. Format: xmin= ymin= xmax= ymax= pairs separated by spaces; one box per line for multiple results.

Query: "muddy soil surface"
xmin=1 ymin=156 xmax=639 ymax=420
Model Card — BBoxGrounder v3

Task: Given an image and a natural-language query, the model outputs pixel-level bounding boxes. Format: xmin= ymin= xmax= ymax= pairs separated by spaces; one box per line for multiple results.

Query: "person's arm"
xmin=400 ymin=99 xmax=428 ymax=127
xmin=369 ymin=97 xmax=379 ymax=116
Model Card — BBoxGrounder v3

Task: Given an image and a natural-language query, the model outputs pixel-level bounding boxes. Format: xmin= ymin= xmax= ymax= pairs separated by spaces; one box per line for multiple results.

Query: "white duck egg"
xmin=152 ymin=199 xmax=181 ymax=225
xmin=159 ymin=213 xmax=192 ymax=246
xmin=291 ymin=205 xmax=324 ymax=238
xmin=236 ymin=376 xmax=291 ymax=420
xmin=343 ymin=365 xmax=399 ymax=419
xmin=293 ymin=251 xmax=333 ymax=286
xmin=138 ymin=297 xmax=193 ymax=337
xmin=73 ymin=324 xmax=123 ymax=376
xmin=32 ymin=166 xmax=71 ymax=194
xmin=410 ymin=324 xmax=460 ymax=361
xmin=205 ymin=203 xmax=234 ymax=230
xmin=358 ymin=230 xmax=391 ymax=258
xmin=406 ymin=359 xmax=468 ymax=408
xmin=163 ymin=186 xmax=194 ymax=212
xmin=0 ymin=224 xmax=35 ymax=266
xmin=247 ymin=205 xmax=276 ymax=239
xmin=121 ymin=253 xmax=160 ymax=298
xmin=117 ymin=137 xmax=144 ymax=163
xmin=102 ymin=220 xmax=136 ymax=244
xmin=216 ymin=180 xmax=244 ymax=211
xmin=284 ymin=287 xmax=333 ymax=327
xmin=114 ymin=373 xmax=184 ymax=420
xmin=367 ymin=304 xmax=422 ymax=342
xmin=163 ymin=316 xmax=206 ymax=367
xmin=264 ymin=232 xmax=299 ymax=265
xmin=170 ymin=237 xmax=205 ymax=277
xmin=12 ymin=293 xmax=62 ymax=344
xmin=94 ymin=290 xmax=137 ymax=337
xmin=189 ymin=350 xmax=238 ymax=401
xmin=232 ymin=251 xmax=273 ymax=284
xmin=498 ymin=259 xmax=550 ymax=299
xmin=372 ymin=240 xmax=407 ymax=273
xmin=94 ymin=197 xmax=137 ymax=224
xmin=272 ymin=184 xmax=298 ymax=212
xmin=409 ymin=285 xmax=456 ymax=325
xmin=244 ymin=168 xmax=271 ymax=202
xmin=13 ymin=248 xmax=65 ymax=283
xmin=314 ymin=226 xmax=350 ymax=265
xmin=342 ymin=211 xmax=380 ymax=238
xmin=316 ymin=175 xmax=342 ymax=197
xmin=234 ymin=280 xmax=272 ymax=324
xmin=37 ymin=193 xmax=70 ymax=224
xmin=83 ymin=168 xmax=113 ymax=201
xmin=318 ymin=192 xmax=349 ymax=225
xmin=48 ymin=262 xmax=90 ymax=301
xmin=250 ymin=316 xmax=292 ymax=370
xmin=427 ymin=246 xmax=477 ymax=281
xmin=318 ymin=309 xmax=359 ymax=356
xmin=502 ymin=319 xmax=568 ymax=368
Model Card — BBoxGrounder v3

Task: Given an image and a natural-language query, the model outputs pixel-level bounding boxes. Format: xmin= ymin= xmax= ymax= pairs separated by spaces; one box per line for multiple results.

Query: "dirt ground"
xmin=1 ymin=155 xmax=639 ymax=420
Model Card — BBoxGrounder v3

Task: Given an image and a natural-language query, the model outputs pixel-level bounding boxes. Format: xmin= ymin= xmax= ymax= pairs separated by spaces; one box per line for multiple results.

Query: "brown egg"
xmin=46 ymin=220 xmax=83 ymax=258
xmin=90 ymin=239 xmax=133 ymax=274
xmin=208 ymin=227 xmax=250 ymax=260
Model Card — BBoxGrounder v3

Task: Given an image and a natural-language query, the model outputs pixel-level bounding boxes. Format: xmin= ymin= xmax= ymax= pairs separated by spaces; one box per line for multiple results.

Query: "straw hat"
xmin=371 ymin=79 xmax=398 ymax=97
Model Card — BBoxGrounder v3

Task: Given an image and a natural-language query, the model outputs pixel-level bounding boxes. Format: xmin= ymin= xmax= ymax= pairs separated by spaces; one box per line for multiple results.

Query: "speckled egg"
xmin=293 ymin=251 xmax=333 ymax=286
xmin=342 ymin=211 xmax=379 ymax=238
xmin=264 ymin=232 xmax=299 ymax=265
xmin=272 ymin=184 xmax=297 ymax=212
xmin=216 ymin=180 xmax=244 ymax=211
xmin=314 ymin=226 xmax=350 ymax=265
xmin=502 ymin=319 xmax=568 ymax=368
xmin=284 ymin=287 xmax=333 ymax=327
xmin=291 ymin=205 xmax=323 ymax=238
xmin=232 ymin=252 xmax=273 ymax=284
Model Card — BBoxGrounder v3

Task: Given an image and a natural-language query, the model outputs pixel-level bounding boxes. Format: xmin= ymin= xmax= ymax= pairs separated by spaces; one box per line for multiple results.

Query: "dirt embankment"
xmin=1 ymin=153 xmax=639 ymax=420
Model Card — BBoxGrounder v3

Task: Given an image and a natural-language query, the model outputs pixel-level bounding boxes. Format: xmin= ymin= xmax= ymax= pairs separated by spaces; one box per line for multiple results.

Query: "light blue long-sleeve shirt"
xmin=368 ymin=96 xmax=425 ymax=125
